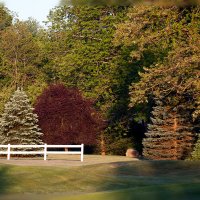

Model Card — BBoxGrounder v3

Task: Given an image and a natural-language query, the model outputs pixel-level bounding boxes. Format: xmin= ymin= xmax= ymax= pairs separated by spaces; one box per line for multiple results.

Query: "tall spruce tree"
xmin=0 ymin=88 xmax=43 ymax=145
xmin=143 ymin=101 xmax=195 ymax=160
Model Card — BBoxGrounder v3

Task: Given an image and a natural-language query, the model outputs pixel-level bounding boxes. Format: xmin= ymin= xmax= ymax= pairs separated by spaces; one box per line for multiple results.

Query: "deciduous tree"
xmin=115 ymin=5 xmax=200 ymax=119
xmin=45 ymin=6 xmax=128 ymax=114
xmin=0 ymin=20 xmax=47 ymax=112
xmin=34 ymin=84 xmax=104 ymax=145
xmin=0 ymin=21 xmax=42 ymax=87
xmin=0 ymin=4 xmax=12 ymax=31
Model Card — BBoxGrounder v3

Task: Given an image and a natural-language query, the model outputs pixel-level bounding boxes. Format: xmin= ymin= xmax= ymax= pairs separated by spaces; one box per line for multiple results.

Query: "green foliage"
xmin=0 ymin=5 xmax=12 ymax=30
xmin=117 ymin=6 xmax=200 ymax=118
xmin=115 ymin=5 xmax=200 ymax=155
xmin=59 ymin=0 xmax=134 ymax=6
xmin=45 ymin=6 xmax=143 ymax=151
xmin=0 ymin=88 xmax=43 ymax=145
xmin=0 ymin=3 xmax=199 ymax=156
xmin=101 ymin=121 xmax=134 ymax=155
xmin=191 ymin=135 xmax=200 ymax=160
xmin=0 ymin=19 xmax=48 ymax=111
xmin=106 ymin=137 xmax=133 ymax=155
xmin=45 ymin=6 xmax=128 ymax=114
xmin=59 ymin=0 xmax=200 ymax=7
xmin=0 ymin=21 xmax=43 ymax=87
xmin=0 ymin=5 xmax=13 ymax=112
xmin=0 ymin=85 xmax=15 ymax=113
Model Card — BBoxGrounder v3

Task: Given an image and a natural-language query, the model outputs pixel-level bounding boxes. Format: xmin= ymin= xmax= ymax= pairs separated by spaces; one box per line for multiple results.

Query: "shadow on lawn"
xmin=97 ymin=160 xmax=200 ymax=199
xmin=0 ymin=166 xmax=12 ymax=194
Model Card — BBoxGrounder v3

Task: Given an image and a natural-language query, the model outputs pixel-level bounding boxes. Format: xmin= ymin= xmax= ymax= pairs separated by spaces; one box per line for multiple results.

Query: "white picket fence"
xmin=0 ymin=144 xmax=84 ymax=162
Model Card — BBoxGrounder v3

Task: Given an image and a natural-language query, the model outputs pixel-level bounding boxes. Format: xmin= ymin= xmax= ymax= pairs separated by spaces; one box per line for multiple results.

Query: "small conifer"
xmin=0 ymin=88 xmax=43 ymax=146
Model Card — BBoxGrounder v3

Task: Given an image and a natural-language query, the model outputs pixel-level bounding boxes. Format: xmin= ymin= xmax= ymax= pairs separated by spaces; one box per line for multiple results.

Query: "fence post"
xmin=81 ymin=144 xmax=84 ymax=162
xmin=44 ymin=144 xmax=47 ymax=161
xmin=7 ymin=144 xmax=10 ymax=160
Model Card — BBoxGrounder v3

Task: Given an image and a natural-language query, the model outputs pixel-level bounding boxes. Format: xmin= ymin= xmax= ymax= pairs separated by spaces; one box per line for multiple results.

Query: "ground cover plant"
xmin=0 ymin=158 xmax=200 ymax=200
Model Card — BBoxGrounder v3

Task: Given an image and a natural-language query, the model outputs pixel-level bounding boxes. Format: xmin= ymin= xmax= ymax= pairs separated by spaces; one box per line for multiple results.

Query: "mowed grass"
xmin=0 ymin=157 xmax=200 ymax=200
xmin=59 ymin=183 xmax=200 ymax=200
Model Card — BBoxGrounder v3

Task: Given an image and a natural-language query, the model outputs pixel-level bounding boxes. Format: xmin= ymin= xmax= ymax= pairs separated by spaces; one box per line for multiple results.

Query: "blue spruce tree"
xmin=0 ymin=88 xmax=43 ymax=146
xmin=143 ymin=101 xmax=195 ymax=160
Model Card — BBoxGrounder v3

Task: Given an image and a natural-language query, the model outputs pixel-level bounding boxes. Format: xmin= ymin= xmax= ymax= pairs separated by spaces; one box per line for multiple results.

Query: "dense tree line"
xmin=0 ymin=3 xmax=199 ymax=159
xmin=114 ymin=5 xmax=200 ymax=159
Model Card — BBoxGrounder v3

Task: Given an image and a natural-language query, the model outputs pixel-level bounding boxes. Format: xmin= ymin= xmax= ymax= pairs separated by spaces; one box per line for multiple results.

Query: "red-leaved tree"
xmin=34 ymin=84 xmax=104 ymax=145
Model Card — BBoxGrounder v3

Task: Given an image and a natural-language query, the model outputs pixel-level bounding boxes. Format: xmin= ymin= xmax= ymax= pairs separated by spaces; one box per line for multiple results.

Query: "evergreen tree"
xmin=143 ymin=101 xmax=195 ymax=160
xmin=0 ymin=88 xmax=43 ymax=146
xmin=191 ymin=135 xmax=200 ymax=160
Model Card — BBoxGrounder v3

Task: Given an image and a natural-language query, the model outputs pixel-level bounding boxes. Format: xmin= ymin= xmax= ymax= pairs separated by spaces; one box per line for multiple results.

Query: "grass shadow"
xmin=60 ymin=160 xmax=200 ymax=200
xmin=91 ymin=160 xmax=200 ymax=196
xmin=0 ymin=165 xmax=12 ymax=194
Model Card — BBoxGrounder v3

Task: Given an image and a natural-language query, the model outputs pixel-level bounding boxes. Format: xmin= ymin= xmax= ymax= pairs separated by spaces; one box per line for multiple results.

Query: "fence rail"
xmin=0 ymin=144 xmax=84 ymax=162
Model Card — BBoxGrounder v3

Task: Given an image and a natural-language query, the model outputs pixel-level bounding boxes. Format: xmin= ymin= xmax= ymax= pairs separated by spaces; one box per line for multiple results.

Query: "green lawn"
xmin=59 ymin=183 xmax=200 ymax=200
xmin=0 ymin=159 xmax=200 ymax=200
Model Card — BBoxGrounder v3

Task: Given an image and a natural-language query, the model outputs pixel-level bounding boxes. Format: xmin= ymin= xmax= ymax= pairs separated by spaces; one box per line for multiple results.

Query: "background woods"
xmin=0 ymin=2 xmax=199 ymax=159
